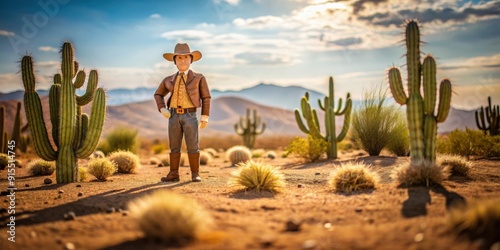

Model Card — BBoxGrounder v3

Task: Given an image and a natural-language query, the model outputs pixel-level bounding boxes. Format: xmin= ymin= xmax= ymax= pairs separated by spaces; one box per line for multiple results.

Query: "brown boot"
xmin=188 ymin=152 xmax=201 ymax=182
xmin=161 ymin=152 xmax=180 ymax=182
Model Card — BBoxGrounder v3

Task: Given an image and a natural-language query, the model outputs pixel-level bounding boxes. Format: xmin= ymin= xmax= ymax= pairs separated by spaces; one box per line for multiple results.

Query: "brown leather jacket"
xmin=154 ymin=70 xmax=211 ymax=116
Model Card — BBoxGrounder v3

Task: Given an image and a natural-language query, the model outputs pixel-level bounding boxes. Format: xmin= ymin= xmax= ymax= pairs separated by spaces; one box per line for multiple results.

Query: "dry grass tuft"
xmin=447 ymin=199 xmax=500 ymax=248
xmin=329 ymin=162 xmax=379 ymax=193
xmin=28 ymin=159 xmax=55 ymax=176
xmin=108 ymin=150 xmax=141 ymax=174
xmin=78 ymin=166 xmax=88 ymax=182
xmin=226 ymin=146 xmax=252 ymax=166
xmin=128 ymin=190 xmax=213 ymax=243
xmin=149 ymin=157 xmax=160 ymax=165
xmin=203 ymin=148 xmax=218 ymax=157
xmin=200 ymin=151 xmax=213 ymax=165
xmin=87 ymin=158 xmax=117 ymax=181
xmin=437 ymin=154 xmax=473 ymax=176
xmin=251 ymin=149 xmax=265 ymax=158
xmin=392 ymin=159 xmax=450 ymax=187
xmin=229 ymin=161 xmax=285 ymax=192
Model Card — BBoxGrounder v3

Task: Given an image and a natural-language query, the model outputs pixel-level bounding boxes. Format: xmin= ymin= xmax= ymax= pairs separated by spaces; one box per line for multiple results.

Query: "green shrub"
xmin=437 ymin=134 xmax=452 ymax=155
xmin=78 ymin=167 xmax=88 ymax=182
xmin=444 ymin=128 xmax=500 ymax=158
xmin=98 ymin=126 xmax=139 ymax=155
xmin=108 ymin=150 xmax=141 ymax=174
xmin=229 ymin=161 xmax=285 ymax=192
xmin=385 ymin=112 xmax=410 ymax=156
xmin=351 ymin=86 xmax=403 ymax=156
xmin=251 ymin=149 xmax=265 ymax=158
xmin=87 ymin=158 xmax=117 ymax=181
xmin=151 ymin=143 xmax=167 ymax=154
xmin=28 ymin=159 xmax=55 ymax=176
xmin=329 ymin=162 xmax=379 ymax=193
xmin=226 ymin=146 xmax=252 ymax=166
xmin=285 ymin=135 xmax=327 ymax=162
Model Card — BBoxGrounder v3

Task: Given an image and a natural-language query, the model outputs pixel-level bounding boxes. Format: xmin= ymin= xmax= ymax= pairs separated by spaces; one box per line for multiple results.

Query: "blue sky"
xmin=0 ymin=0 xmax=499 ymax=110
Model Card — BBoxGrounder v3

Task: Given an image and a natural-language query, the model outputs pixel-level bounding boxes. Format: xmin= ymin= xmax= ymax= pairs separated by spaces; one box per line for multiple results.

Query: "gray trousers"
xmin=168 ymin=110 xmax=199 ymax=154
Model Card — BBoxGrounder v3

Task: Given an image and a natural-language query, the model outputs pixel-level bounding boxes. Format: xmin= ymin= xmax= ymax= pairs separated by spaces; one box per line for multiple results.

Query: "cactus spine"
xmin=234 ymin=108 xmax=266 ymax=148
xmin=22 ymin=42 xmax=106 ymax=183
xmin=294 ymin=77 xmax=352 ymax=159
xmin=388 ymin=20 xmax=452 ymax=163
xmin=475 ymin=96 xmax=500 ymax=136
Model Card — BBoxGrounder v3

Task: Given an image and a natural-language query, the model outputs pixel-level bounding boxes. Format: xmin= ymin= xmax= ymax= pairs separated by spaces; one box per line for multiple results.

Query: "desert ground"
xmin=1 ymin=147 xmax=499 ymax=250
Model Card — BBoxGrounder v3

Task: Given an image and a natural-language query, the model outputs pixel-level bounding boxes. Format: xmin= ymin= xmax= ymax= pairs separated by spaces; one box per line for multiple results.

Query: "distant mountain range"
xmin=0 ymin=83 xmax=481 ymax=138
xmin=0 ymin=83 xmax=328 ymax=110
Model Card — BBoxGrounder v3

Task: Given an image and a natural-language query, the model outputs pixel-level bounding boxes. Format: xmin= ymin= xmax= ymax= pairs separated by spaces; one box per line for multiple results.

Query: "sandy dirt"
xmin=1 ymin=150 xmax=499 ymax=250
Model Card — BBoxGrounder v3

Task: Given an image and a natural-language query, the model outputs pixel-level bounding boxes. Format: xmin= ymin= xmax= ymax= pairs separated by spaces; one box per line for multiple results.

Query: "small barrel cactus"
xmin=226 ymin=145 xmax=252 ymax=166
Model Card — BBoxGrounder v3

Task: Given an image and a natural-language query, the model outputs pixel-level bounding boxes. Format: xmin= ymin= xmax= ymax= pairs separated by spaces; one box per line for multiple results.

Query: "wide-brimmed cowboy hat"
xmin=163 ymin=43 xmax=202 ymax=62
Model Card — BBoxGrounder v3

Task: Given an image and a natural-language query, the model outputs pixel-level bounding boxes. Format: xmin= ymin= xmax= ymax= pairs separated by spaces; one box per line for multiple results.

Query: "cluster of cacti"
xmin=226 ymin=145 xmax=252 ymax=165
xmin=1 ymin=102 xmax=26 ymax=153
xmin=234 ymin=108 xmax=266 ymax=148
xmin=475 ymin=96 xmax=500 ymax=136
xmin=388 ymin=20 xmax=452 ymax=163
xmin=22 ymin=42 xmax=106 ymax=183
xmin=108 ymin=150 xmax=141 ymax=174
xmin=295 ymin=77 xmax=352 ymax=159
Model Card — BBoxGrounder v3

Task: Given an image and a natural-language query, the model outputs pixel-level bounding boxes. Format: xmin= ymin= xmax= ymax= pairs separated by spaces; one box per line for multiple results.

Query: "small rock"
xmin=302 ymin=239 xmax=317 ymax=249
xmin=261 ymin=205 xmax=277 ymax=211
xmin=25 ymin=184 xmax=30 ymax=187
xmin=355 ymin=208 xmax=363 ymax=213
xmin=363 ymin=217 xmax=375 ymax=224
xmin=297 ymin=183 xmax=305 ymax=188
xmin=260 ymin=235 xmax=275 ymax=248
xmin=106 ymin=207 xmax=116 ymax=213
xmin=30 ymin=231 xmax=37 ymax=238
xmin=58 ymin=190 xmax=65 ymax=194
xmin=157 ymin=163 xmax=164 ymax=167
xmin=285 ymin=219 xmax=301 ymax=232
xmin=76 ymin=184 xmax=82 ymax=188
xmin=64 ymin=212 xmax=76 ymax=221
xmin=0 ymin=208 xmax=7 ymax=213
xmin=314 ymin=172 xmax=321 ymax=176
xmin=414 ymin=233 xmax=424 ymax=242
xmin=44 ymin=178 xmax=53 ymax=185
xmin=77 ymin=192 xmax=83 ymax=197
xmin=44 ymin=201 xmax=49 ymax=204
xmin=122 ymin=211 xmax=128 ymax=216
xmin=65 ymin=242 xmax=75 ymax=250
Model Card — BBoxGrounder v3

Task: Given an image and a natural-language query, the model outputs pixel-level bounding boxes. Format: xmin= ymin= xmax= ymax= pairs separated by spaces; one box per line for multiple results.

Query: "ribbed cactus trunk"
xmin=295 ymin=77 xmax=351 ymax=159
xmin=234 ymin=108 xmax=266 ymax=149
xmin=388 ymin=20 xmax=452 ymax=164
xmin=22 ymin=42 xmax=106 ymax=183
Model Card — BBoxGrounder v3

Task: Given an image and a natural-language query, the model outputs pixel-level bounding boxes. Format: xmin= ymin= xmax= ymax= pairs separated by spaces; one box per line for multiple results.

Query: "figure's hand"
xmin=199 ymin=121 xmax=208 ymax=129
xmin=160 ymin=108 xmax=171 ymax=119
xmin=200 ymin=115 xmax=209 ymax=129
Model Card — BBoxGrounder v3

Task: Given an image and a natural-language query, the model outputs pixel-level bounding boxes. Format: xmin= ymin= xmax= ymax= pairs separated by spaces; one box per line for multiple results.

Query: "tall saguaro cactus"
xmin=234 ymin=108 xmax=266 ymax=148
xmin=22 ymin=42 xmax=106 ymax=183
xmin=294 ymin=77 xmax=352 ymax=159
xmin=475 ymin=96 xmax=500 ymax=136
xmin=388 ymin=20 xmax=452 ymax=163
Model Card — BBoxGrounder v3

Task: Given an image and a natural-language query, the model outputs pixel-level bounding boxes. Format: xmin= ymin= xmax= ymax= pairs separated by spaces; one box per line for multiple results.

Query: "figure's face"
xmin=175 ymin=54 xmax=191 ymax=72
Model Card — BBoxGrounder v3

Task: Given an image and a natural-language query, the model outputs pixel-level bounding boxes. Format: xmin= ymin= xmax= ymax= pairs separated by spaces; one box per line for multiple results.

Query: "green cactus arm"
xmin=336 ymin=93 xmax=351 ymax=115
xmin=49 ymin=84 xmax=60 ymax=147
xmin=62 ymin=43 xmax=75 ymax=81
xmin=336 ymin=101 xmax=351 ymax=142
xmin=73 ymin=106 xmax=82 ymax=150
xmin=388 ymin=67 xmax=407 ymax=105
xmin=475 ymin=108 xmax=488 ymax=131
xmin=294 ymin=109 xmax=310 ymax=134
xmin=423 ymin=55 xmax=437 ymax=116
xmin=24 ymin=92 xmax=57 ymax=161
xmin=406 ymin=20 xmax=421 ymax=95
xmin=76 ymin=88 xmax=106 ymax=158
xmin=73 ymin=61 xmax=79 ymax=78
xmin=73 ymin=70 xmax=86 ymax=89
xmin=234 ymin=123 xmax=245 ymax=135
xmin=334 ymin=97 xmax=343 ymax=114
xmin=53 ymin=73 xmax=61 ymax=85
xmin=318 ymin=97 xmax=327 ymax=111
xmin=22 ymin=56 xmax=36 ymax=92
xmin=76 ymin=70 xmax=97 ymax=106
xmin=80 ymin=113 xmax=89 ymax=146
xmin=255 ymin=122 xmax=266 ymax=135
xmin=436 ymin=79 xmax=451 ymax=123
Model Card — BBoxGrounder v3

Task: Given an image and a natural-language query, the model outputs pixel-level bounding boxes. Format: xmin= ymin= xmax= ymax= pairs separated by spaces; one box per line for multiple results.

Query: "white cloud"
xmin=441 ymin=54 xmax=500 ymax=70
xmin=213 ymin=0 xmax=240 ymax=6
xmin=0 ymin=30 xmax=15 ymax=37
xmin=161 ymin=30 xmax=212 ymax=40
xmin=38 ymin=46 xmax=58 ymax=52
xmin=36 ymin=61 xmax=59 ymax=68
xmin=150 ymin=13 xmax=161 ymax=19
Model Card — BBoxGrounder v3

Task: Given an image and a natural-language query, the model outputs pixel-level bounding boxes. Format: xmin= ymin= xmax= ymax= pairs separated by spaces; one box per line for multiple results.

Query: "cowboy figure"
xmin=154 ymin=43 xmax=211 ymax=182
